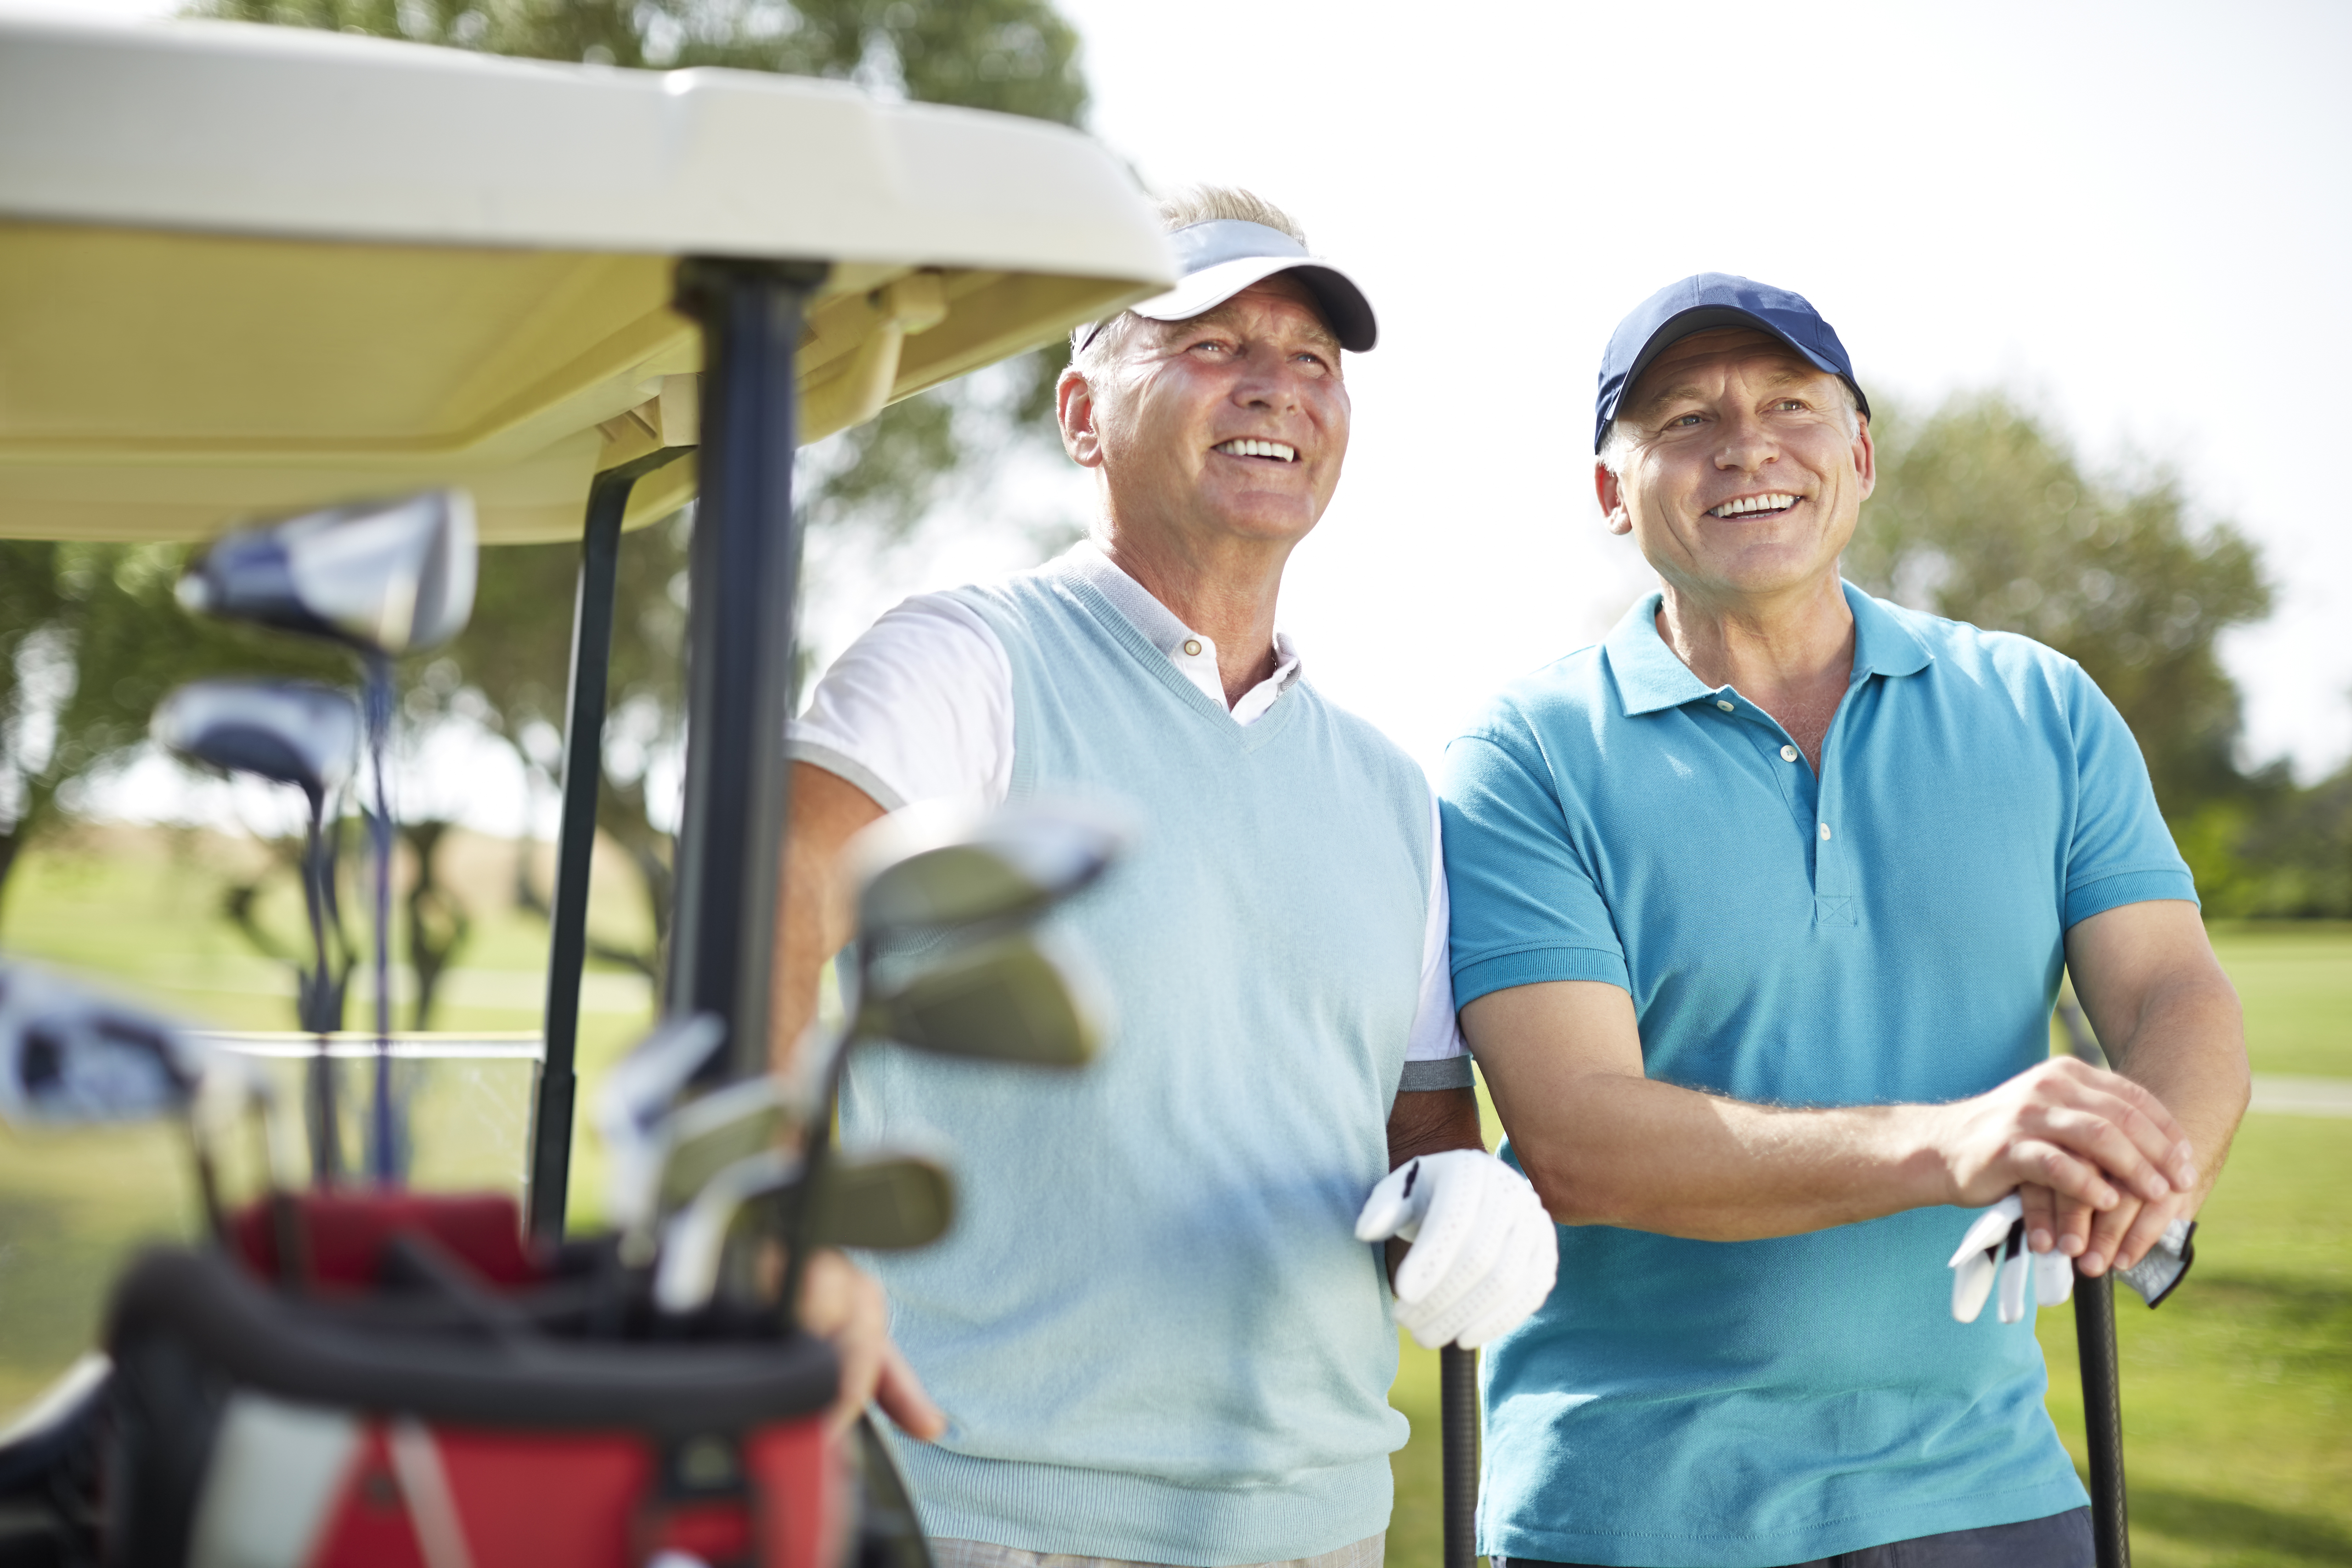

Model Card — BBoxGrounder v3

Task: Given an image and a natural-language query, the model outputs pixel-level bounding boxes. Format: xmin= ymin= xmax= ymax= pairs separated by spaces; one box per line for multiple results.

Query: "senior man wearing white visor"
xmin=771 ymin=186 xmax=1557 ymax=1568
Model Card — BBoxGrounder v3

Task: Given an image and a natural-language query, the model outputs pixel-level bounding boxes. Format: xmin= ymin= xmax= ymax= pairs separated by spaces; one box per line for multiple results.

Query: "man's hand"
xmin=1929 ymin=1054 xmax=2199 ymax=1252
xmin=1355 ymin=1150 xmax=1558 ymax=1349
xmin=795 ymin=1249 xmax=947 ymax=1440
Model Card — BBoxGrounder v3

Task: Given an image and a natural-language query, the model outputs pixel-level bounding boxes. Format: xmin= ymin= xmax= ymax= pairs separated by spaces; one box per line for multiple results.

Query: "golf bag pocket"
xmin=102 ymin=1247 xmax=845 ymax=1568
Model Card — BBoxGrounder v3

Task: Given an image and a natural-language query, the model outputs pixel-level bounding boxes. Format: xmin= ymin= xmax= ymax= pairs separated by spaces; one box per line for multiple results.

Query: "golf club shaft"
xmin=303 ymin=812 xmax=341 ymax=1181
xmin=1441 ymin=1343 xmax=1478 ymax=1568
xmin=2075 ymin=1269 xmax=2129 ymax=1568
xmin=365 ymin=655 xmax=396 ymax=1183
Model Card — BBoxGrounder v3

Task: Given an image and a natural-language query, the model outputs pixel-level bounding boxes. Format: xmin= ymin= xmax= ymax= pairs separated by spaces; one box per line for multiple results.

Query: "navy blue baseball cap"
xmin=1593 ymin=273 xmax=1867 ymax=452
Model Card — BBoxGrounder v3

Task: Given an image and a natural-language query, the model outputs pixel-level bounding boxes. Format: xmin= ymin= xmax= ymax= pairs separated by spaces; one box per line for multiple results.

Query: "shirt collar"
xmin=1055 ymin=537 xmax=1305 ymax=688
xmin=1604 ymin=579 xmax=1933 ymax=717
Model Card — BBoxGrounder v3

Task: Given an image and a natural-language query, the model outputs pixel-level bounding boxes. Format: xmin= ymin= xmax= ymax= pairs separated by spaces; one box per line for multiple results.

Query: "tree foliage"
xmin=1848 ymin=392 xmax=2272 ymax=819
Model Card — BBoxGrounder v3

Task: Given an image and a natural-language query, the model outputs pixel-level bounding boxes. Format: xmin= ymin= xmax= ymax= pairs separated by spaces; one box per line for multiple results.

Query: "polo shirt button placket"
xmin=1813 ymin=762 xmax=1856 ymax=927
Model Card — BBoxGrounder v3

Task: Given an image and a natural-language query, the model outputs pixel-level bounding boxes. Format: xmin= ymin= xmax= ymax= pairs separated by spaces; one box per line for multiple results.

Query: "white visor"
xmin=1083 ymin=219 xmax=1376 ymax=353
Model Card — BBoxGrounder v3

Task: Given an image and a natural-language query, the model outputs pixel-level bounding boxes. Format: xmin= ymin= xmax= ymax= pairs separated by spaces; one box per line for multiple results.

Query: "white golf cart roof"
xmin=0 ymin=12 xmax=1172 ymax=542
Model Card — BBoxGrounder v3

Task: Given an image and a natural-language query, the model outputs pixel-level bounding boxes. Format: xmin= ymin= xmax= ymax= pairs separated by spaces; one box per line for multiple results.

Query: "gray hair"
xmin=1070 ymin=185 xmax=1309 ymax=376
xmin=1598 ymin=377 xmax=1861 ymax=476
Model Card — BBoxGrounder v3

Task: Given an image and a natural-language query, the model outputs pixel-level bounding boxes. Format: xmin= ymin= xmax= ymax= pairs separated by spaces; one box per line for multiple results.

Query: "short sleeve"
xmin=1399 ymin=789 xmax=1471 ymax=1090
xmin=787 ymin=592 xmax=1014 ymax=813
xmin=1439 ymin=715 xmax=1631 ymax=1009
xmin=2059 ymin=664 xmax=2199 ymax=928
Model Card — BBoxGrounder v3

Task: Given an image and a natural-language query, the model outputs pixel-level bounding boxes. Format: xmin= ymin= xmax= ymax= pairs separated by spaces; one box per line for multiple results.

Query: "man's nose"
xmin=1231 ymin=360 xmax=1304 ymax=411
xmin=1714 ymin=413 xmax=1776 ymax=470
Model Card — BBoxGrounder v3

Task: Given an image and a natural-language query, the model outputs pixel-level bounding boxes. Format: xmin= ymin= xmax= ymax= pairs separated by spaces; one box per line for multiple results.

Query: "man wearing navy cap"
xmin=1440 ymin=275 xmax=2250 ymax=1566
xmin=773 ymin=188 xmax=1558 ymax=1568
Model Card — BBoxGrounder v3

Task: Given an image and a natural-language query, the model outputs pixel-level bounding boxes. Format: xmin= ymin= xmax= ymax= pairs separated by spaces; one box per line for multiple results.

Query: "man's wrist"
xmin=1874 ymin=1102 xmax=1962 ymax=1213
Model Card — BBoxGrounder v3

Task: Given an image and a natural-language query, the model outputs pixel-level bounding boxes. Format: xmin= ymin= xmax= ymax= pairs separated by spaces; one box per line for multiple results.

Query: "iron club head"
xmin=152 ymin=679 xmax=360 ymax=812
xmin=851 ymin=801 xmax=1127 ymax=941
xmin=651 ymin=1148 xmax=954 ymax=1314
xmin=176 ymin=490 xmax=477 ymax=658
xmin=593 ymin=1012 xmax=730 ymax=1241
xmin=860 ymin=930 xmax=1106 ymax=1068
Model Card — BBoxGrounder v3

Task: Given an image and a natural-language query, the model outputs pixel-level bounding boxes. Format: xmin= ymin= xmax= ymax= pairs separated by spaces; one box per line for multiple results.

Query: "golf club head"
xmin=807 ymin=1152 xmax=954 ymax=1252
xmin=861 ymin=931 xmax=1107 ymax=1067
xmin=176 ymin=490 xmax=477 ymax=657
xmin=0 ymin=961 xmax=206 ymax=1125
xmin=593 ymin=1012 xmax=728 ymax=1236
xmin=852 ymin=801 xmax=1128 ymax=940
xmin=152 ymin=679 xmax=360 ymax=809
xmin=653 ymin=1076 xmax=798 ymax=1220
xmin=651 ymin=1149 xmax=955 ymax=1314
xmin=653 ymin=1147 xmax=795 ymax=1314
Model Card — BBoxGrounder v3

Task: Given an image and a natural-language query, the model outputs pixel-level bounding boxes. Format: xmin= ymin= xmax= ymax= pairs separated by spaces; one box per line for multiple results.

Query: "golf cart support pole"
xmin=1442 ymin=1344 xmax=1478 ymax=1568
xmin=2076 ymin=1271 xmax=2130 ymax=1568
xmin=527 ymin=446 xmax=693 ymax=1241
xmin=668 ymin=258 xmax=828 ymax=1083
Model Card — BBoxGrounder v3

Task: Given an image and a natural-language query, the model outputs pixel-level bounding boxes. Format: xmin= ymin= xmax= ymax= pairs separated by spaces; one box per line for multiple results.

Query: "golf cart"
xmin=0 ymin=11 xmax=1171 ymax=1564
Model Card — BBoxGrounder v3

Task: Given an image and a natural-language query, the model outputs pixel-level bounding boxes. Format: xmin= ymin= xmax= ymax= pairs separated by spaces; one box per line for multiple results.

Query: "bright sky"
xmin=26 ymin=0 xmax=2352 ymax=825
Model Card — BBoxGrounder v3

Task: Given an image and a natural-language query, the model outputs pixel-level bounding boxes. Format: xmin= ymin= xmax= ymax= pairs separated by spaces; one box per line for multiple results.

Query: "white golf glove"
xmin=1947 ymin=1193 xmax=2075 ymax=1324
xmin=1355 ymin=1150 xmax=1558 ymax=1349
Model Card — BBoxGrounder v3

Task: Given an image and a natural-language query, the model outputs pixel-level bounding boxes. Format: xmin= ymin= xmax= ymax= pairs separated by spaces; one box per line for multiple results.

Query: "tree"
xmin=1846 ymin=392 xmax=2273 ymax=820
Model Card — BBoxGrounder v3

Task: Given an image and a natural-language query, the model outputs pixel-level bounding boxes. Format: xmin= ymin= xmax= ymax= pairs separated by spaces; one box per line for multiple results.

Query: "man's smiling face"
xmin=1596 ymin=327 xmax=1874 ymax=609
xmin=1061 ymin=275 xmax=1349 ymax=552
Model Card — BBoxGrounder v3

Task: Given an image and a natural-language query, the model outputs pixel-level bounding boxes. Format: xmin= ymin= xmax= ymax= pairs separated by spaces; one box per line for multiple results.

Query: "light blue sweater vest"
xmin=841 ymin=562 xmax=1435 ymax=1565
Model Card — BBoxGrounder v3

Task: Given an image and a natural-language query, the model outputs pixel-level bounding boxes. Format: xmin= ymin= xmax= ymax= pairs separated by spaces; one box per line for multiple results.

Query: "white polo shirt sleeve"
xmin=787 ymin=591 xmax=1014 ymax=814
xmin=1400 ymin=789 xmax=1474 ymax=1090
xmin=785 ymin=580 xmax=1471 ymax=1091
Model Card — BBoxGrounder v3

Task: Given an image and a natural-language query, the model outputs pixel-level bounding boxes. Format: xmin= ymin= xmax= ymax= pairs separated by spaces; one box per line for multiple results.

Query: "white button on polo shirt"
xmin=1716 ymin=699 xmax=1734 ymax=712
xmin=1819 ymin=823 xmax=1833 ymax=840
xmin=1781 ymin=745 xmax=1799 ymax=762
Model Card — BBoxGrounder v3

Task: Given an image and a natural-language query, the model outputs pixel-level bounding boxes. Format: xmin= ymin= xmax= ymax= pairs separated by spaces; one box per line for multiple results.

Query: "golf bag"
xmin=89 ymin=1186 xmax=861 ymax=1568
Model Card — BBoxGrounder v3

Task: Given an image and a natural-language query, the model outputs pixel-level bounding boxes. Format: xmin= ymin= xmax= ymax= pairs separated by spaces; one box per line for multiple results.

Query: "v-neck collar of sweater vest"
xmin=1050 ymin=567 xmax=1307 ymax=754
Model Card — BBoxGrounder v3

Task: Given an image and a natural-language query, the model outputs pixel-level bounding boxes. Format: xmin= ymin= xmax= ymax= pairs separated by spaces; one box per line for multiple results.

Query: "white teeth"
xmin=1710 ymin=492 xmax=1799 ymax=518
xmin=1216 ymin=438 xmax=1297 ymax=462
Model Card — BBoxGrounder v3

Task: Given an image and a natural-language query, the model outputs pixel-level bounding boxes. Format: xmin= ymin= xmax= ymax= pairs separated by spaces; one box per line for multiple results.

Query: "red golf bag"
xmin=79 ymin=1187 xmax=893 ymax=1568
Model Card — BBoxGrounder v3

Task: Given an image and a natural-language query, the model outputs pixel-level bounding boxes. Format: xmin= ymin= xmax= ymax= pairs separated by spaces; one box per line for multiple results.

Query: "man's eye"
xmin=1775 ymin=399 xmax=1806 ymax=412
xmin=1667 ymin=413 xmax=1703 ymax=429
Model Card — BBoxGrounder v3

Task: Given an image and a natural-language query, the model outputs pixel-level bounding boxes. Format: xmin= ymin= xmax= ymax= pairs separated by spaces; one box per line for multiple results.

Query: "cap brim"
xmin=1128 ymin=254 xmax=1377 ymax=353
xmin=1602 ymin=305 xmax=1867 ymax=451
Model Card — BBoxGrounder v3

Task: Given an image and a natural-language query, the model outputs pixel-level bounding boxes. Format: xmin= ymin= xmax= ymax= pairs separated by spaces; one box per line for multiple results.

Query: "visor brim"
xmin=1127 ymin=254 xmax=1377 ymax=353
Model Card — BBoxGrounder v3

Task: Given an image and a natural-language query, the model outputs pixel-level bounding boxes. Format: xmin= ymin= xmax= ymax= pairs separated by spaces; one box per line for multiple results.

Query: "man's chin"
xmin=1188 ymin=494 xmax=1325 ymax=548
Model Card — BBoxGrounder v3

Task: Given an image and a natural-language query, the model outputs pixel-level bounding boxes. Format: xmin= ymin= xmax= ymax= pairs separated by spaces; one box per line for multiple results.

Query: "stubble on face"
xmin=1085 ymin=276 xmax=1351 ymax=555
xmin=1604 ymin=327 xmax=1873 ymax=615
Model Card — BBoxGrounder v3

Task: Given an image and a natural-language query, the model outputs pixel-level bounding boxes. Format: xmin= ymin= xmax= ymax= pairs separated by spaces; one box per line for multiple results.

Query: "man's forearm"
xmin=1505 ymin=1071 xmax=1948 ymax=1240
xmin=1465 ymin=979 xmax=2192 ymax=1246
xmin=2094 ymin=965 xmax=2248 ymax=1215
xmin=769 ymin=762 xmax=886 ymax=1072
xmin=1387 ymin=1085 xmax=1484 ymax=1168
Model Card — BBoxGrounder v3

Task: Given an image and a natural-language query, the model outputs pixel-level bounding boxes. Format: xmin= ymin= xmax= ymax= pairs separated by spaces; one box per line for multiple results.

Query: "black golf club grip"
xmin=1441 ymin=1343 xmax=1478 ymax=1568
xmin=2075 ymin=1271 xmax=2129 ymax=1568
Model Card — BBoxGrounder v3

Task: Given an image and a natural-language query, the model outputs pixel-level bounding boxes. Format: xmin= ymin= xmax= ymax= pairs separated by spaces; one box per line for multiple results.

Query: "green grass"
xmin=1 ymin=832 xmax=2345 ymax=1563
xmin=2208 ymin=922 xmax=2352 ymax=1078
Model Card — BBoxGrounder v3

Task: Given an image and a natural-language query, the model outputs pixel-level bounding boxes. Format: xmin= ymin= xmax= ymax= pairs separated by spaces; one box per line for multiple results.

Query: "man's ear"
xmin=1851 ymin=412 xmax=1876 ymax=502
xmin=1596 ymin=461 xmax=1633 ymax=536
xmin=1058 ymin=365 xmax=1103 ymax=468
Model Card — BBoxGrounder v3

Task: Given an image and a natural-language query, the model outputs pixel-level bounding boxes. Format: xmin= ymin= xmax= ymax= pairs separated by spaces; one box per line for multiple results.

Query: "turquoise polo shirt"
xmin=1439 ymin=581 xmax=2195 ymax=1568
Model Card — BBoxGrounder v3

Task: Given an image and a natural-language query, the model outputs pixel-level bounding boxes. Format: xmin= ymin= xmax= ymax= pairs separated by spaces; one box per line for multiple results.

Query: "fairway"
xmin=0 ymin=836 xmax=2344 ymax=1565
